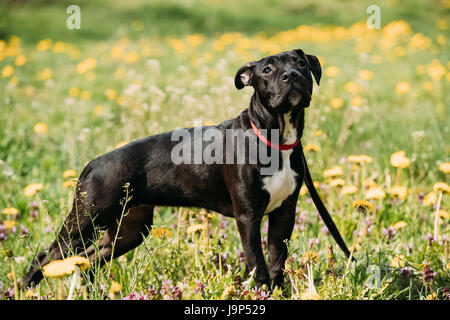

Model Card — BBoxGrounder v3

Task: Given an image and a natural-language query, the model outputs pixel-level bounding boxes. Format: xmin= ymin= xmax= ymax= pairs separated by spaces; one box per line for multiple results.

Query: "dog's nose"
xmin=281 ymin=70 xmax=299 ymax=82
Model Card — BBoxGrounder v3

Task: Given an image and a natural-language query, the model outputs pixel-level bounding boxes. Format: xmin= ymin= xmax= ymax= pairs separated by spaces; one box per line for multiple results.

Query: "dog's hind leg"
xmin=85 ymin=205 xmax=155 ymax=277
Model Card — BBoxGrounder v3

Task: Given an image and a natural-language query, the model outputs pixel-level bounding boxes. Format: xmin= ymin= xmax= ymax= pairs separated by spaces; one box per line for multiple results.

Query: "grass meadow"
xmin=0 ymin=0 xmax=449 ymax=300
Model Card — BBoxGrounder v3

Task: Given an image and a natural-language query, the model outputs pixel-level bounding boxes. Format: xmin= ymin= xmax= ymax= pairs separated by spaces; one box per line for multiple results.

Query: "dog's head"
xmin=234 ymin=49 xmax=321 ymax=111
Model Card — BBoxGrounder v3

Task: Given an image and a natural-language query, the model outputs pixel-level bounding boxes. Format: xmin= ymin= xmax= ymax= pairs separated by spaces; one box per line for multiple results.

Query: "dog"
xmin=24 ymin=49 xmax=351 ymax=289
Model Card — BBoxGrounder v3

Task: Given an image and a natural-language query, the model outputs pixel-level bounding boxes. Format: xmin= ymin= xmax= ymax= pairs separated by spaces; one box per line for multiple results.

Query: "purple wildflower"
xmin=193 ymin=280 xmax=206 ymax=294
xmin=381 ymin=226 xmax=396 ymax=241
xmin=422 ymin=266 xmax=437 ymax=286
xmin=424 ymin=233 xmax=434 ymax=245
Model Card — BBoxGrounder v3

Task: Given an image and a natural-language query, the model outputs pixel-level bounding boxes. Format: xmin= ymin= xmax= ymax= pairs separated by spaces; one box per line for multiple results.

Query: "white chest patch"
xmin=262 ymin=113 xmax=298 ymax=214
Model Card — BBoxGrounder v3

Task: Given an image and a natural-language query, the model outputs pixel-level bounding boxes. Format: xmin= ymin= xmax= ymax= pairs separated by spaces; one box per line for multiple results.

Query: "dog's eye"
xmin=298 ymin=60 xmax=306 ymax=67
xmin=262 ymin=66 xmax=272 ymax=74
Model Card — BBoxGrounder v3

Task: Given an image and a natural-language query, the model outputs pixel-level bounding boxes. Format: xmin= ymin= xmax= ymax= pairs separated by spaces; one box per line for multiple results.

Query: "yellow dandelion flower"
xmin=391 ymin=254 xmax=406 ymax=268
xmin=2 ymin=207 xmax=19 ymax=215
xmin=393 ymin=221 xmax=408 ymax=230
xmin=330 ymin=97 xmax=344 ymax=109
xmin=388 ymin=185 xmax=408 ymax=199
xmin=3 ymin=220 xmax=16 ymax=229
xmin=438 ymin=162 xmax=450 ymax=174
xmin=390 ymin=151 xmax=410 ymax=168
xmin=93 ymin=105 xmax=105 ymax=116
xmin=365 ymin=186 xmax=386 ymax=200
xmin=344 ymin=82 xmax=361 ymax=94
xmin=325 ymin=66 xmax=339 ymax=77
xmin=300 ymin=291 xmax=321 ymax=300
xmin=433 ymin=182 xmax=449 ymax=193
xmin=63 ymin=170 xmax=77 ymax=178
xmin=352 ymin=199 xmax=373 ymax=211
xmin=63 ymin=180 xmax=75 ymax=188
xmin=110 ymin=281 xmax=122 ymax=294
xmin=186 ymin=224 xmax=206 ymax=234
xmin=300 ymin=185 xmax=308 ymax=196
xmin=151 ymin=227 xmax=173 ymax=239
xmin=80 ymin=90 xmax=91 ymax=100
xmin=68 ymin=87 xmax=79 ymax=97
xmin=341 ymin=185 xmax=358 ymax=196
xmin=395 ymin=81 xmax=411 ymax=94
xmin=323 ymin=166 xmax=343 ymax=178
xmin=301 ymin=251 xmax=319 ymax=265
xmin=43 ymin=260 xmax=75 ymax=278
xmin=64 ymin=256 xmax=90 ymax=271
xmin=2 ymin=65 xmax=14 ymax=78
xmin=313 ymin=130 xmax=322 ymax=137
xmin=422 ymin=192 xmax=437 ymax=206
xmin=329 ymin=178 xmax=345 ymax=187
xmin=76 ymin=57 xmax=97 ymax=74
xmin=350 ymin=96 xmax=363 ymax=108
xmin=360 ymin=69 xmax=373 ymax=80
xmin=186 ymin=34 xmax=204 ymax=47
xmin=36 ymin=39 xmax=52 ymax=51
xmin=303 ymin=143 xmax=320 ymax=152
xmin=15 ymin=55 xmax=26 ymax=66
xmin=124 ymin=52 xmax=139 ymax=64
xmin=423 ymin=81 xmax=433 ymax=91
xmin=37 ymin=68 xmax=52 ymax=81
xmin=363 ymin=179 xmax=377 ymax=189
xmin=24 ymin=183 xmax=44 ymax=197
xmin=427 ymin=62 xmax=446 ymax=81
xmin=435 ymin=210 xmax=449 ymax=219
xmin=347 ymin=155 xmax=373 ymax=165
xmin=105 ymin=88 xmax=117 ymax=100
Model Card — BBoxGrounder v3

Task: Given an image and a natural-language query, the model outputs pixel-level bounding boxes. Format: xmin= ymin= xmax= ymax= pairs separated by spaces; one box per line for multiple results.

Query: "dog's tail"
xmin=301 ymin=148 xmax=355 ymax=261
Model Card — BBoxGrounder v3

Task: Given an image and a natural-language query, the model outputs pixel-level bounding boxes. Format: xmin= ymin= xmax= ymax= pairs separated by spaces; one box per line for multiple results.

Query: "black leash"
xmin=300 ymin=145 xmax=355 ymax=260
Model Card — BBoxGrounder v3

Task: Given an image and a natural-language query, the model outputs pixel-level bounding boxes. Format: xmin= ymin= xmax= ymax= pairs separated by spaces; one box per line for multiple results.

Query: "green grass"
xmin=0 ymin=0 xmax=448 ymax=300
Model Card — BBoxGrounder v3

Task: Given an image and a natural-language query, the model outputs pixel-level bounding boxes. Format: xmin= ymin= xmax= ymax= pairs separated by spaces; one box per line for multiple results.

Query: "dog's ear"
xmin=294 ymin=49 xmax=322 ymax=86
xmin=234 ymin=62 xmax=256 ymax=90
xmin=305 ymin=54 xmax=322 ymax=86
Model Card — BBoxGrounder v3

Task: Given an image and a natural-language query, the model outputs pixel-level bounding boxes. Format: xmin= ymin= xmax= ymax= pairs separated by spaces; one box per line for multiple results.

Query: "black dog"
xmin=24 ymin=49 xmax=351 ymax=289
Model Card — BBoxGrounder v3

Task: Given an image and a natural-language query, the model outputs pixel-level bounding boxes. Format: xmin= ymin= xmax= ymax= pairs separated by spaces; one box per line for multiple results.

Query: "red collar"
xmin=249 ymin=118 xmax=300 ymax=151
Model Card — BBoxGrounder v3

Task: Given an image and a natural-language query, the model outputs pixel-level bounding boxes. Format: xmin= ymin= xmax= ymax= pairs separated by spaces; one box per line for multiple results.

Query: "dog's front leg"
xmin=267 ymin=200 xmax=296 ymax=289
xmin=234 ymin=213 xmax=270 ymax=288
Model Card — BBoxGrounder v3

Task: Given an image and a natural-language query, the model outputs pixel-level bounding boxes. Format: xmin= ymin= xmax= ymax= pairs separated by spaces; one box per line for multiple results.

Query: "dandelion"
xmin=388 ymin=185 xmax=408 ymax=200
xmin=151 ymin=227 xmax=172 ymax=239
xmin=76 ymin=57 xmax=97 ymax=74
xmin=330 ymin=97 xmax=344 ymax=109
xmin=393 ymin=220 xmax=408 ymax=230
xmin=395 ymin=81 xmax=411 ymax=94
xmin=300 ymin=291 xmax=321 ymax=300
xmin=2 ymin=65 xmax=14 ymax=78
xmin=43 ymin=259 xmax=76 ymax=300
xmin=352 ymin=199 xmax=373 ymax=212
xmin=422 ymin=192 xmax=437 ymax=206
xmin=2 ymin=207 xmax=19 ymax=216
xmin=24 ymin=183 xmax=44 ymax=197
xmin=341 ymin=185 xmax=357 ymax=196
xmin=64 ymin=256 xmax=90 ymax=300
xmin=360 ymin=69 xmax=373 ymax=80
xmin=68 ymin=87 xmax=79 ymax=97
xmin=105 ymin=88 xmax=117 ymax=100
xmin=438 ymin=162 xmax=450 ymax=174
xmin=33 ymin=122 xmax=48 ymax=134
xmin=325 ymin=66 xmax=339 ymax=77
xmin=37 ymin=68 xmax=52 ymax=81
xmin=350 ymin=96 xmax=363 ymax=108
xmin=303 ymin=143 xmax=320 ymax=152
xmin=186 ymin=223 xmax=206 ymax=235
xmin=390 ymin=151 xmax=410 ymax=185
xmin=63 ymin=180 xmax=75 ymax=188
xmin=328 ymin=178 xmax=345 ymax=188
xmin=323 ymin=166 xmax=343 ymax=178
xmin=109 ymin=281 xmax=122 ymax=300
xmin=62 ymin=170 xmax=77 ymax=178
xmin=390 ymin=254 xmax=406 ymax=268
xmin=344 ymin=82 xmax=361 ymax=94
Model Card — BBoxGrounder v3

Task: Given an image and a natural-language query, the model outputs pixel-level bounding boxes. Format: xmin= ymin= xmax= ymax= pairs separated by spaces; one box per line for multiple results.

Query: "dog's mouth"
xmin=288 ymin=89 xmax=302 ymax=106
